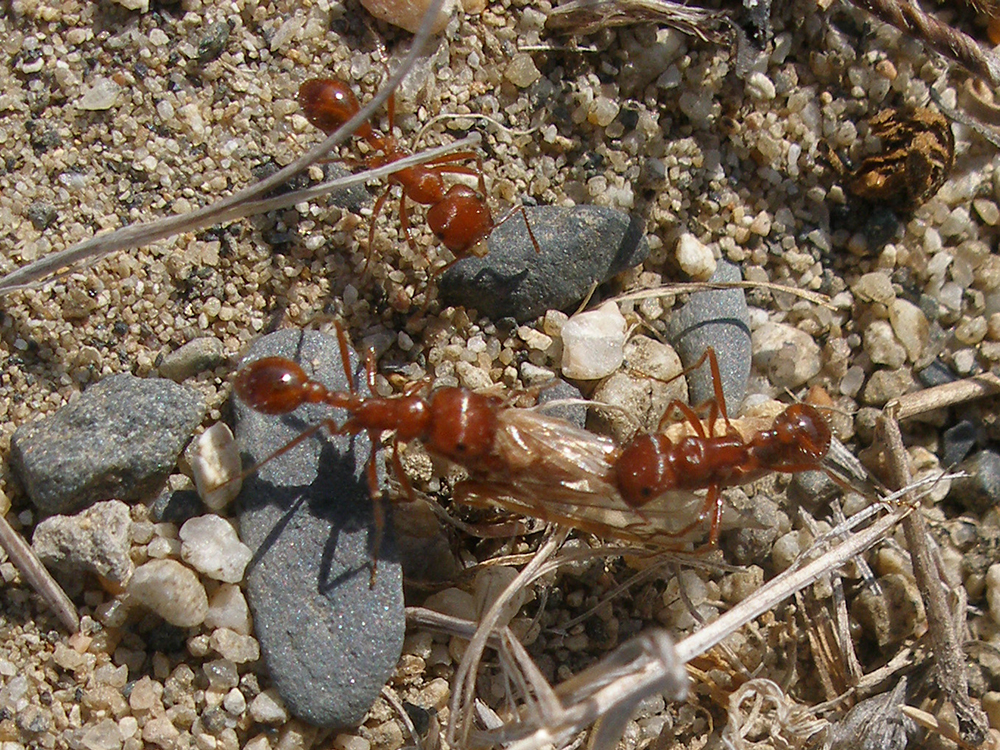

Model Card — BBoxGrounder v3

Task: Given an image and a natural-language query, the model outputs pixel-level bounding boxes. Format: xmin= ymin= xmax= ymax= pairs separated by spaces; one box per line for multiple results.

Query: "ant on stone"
xmin=297 ymin=77 xmax=539 ymax=278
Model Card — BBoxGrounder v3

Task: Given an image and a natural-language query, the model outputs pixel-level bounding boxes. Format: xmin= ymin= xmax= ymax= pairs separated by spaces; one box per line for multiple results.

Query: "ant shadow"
xmin=233 ymin=329 xmax=400 ymax=600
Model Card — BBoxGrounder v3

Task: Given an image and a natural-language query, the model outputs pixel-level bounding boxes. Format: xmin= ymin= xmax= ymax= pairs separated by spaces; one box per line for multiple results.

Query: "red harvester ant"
xmin=613 ymin=348 xmax=832 ymax=545
xmin=297 ymin=78 xmax=538 ymax=275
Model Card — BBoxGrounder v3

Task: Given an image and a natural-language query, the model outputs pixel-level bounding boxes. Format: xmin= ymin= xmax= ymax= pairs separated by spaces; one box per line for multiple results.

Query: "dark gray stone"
xmin=234 ymin=329 xmax=404 ymax=728
xmin=537 ymin=379 xmax=587 ymax=428
xmin=667 ymin=261 xmax=751 ymax=417
xmin=948 ymin=450 xmax=1000 ymax=515
xmin=440 ymin=206 xmax=648 ymax=323
xmin=941 ymin=419 xmax=977 ymax=467
xmin=11 ymin=374 xmax=206 ymax=514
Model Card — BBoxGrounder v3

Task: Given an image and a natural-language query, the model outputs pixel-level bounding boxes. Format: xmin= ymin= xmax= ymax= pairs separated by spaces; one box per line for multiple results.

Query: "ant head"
xmin=776 ymin=403 xmax=832 ymax=460
xmin=234 ymin=357 xmax=323 ymax=415
xmin=297 ymin=78 xmax=373 ymax=139
xmin=615 ymin=435 xmax=674 ymax=508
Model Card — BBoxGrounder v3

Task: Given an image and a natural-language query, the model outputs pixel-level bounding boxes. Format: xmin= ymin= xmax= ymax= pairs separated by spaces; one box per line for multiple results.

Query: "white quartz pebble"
xmin=180 ymin=515 xmax=252 ymax=584
xmin=190 ymin=423 xmax=243 ymax=511
xmin=675 ymin=233 xmax=716 ymax=280
xmin=560 ymin=301 xmax=627 ymax=380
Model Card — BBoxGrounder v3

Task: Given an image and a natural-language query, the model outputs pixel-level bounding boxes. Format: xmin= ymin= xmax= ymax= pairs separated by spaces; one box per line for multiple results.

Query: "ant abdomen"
xmin=427 ymin=185 xmax=493 ymax=254
xmin=425 ymin=389 xmax=499 ymax=462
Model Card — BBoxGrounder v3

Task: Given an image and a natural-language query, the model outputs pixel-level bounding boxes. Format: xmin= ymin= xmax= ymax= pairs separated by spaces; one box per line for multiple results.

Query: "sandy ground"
xmin=1 ymin=0 xmax=999 ymax=747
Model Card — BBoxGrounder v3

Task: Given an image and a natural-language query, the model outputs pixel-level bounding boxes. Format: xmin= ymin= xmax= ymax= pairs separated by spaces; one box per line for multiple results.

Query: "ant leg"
xmin=706 ymin=484 xmax=723 ymax=546
xmin=398 ymin=192 xmax=419 ymax=253
xmin=365 ymin=187 xmax=393 ymax=276
xmin=664 ymin=483 xmax=721 ymax=543
xmin=657 ymin=399 xmax=709 ymax=439
xmin=237 ymin=418 xmax=341 ymax=483
xmin=390 ymin=438 xmax=417 ymax=502
xmin=335 ymin=321 xmax=357 ymax=392
xmin=493 ymin=205 xmax=541 ymax=254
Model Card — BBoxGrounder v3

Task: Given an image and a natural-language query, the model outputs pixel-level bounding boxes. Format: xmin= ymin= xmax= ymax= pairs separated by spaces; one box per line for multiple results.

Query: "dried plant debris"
xmin=833 ymin=107 xmax=955 ymax=212
xmin=827 ymin=678 xmax=918 ymax=750
xmin=847 ymin=0 xmax=1000 ymax=85
xmin=545 ymin=0 xmax=732 ymax=42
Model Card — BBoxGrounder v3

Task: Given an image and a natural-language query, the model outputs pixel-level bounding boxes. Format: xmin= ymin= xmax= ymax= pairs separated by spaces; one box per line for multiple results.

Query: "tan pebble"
xmin=504 ymin=53 xmax=541 ymax=88
xmin=359 ymin=0 xmax=454 ymax=34
xmin=128 ymin=559 xmax=208 ymax=627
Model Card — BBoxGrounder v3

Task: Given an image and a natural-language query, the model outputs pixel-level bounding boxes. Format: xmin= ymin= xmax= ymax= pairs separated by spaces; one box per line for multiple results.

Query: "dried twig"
xmin=613 ymin=280 xmax=834 ymax=308
xmin=0 ymin=513 xmax=79 ymax=633
xmin=875 ymin=409 xmax=989 ymax=746
xmin=0 ymin=0 xmax=449 ymax=297
xmin=545 ymin=0 xmax=731 ymax=42
xmin=847 ymin=0 xmax=1000 ymax=86
xmin=888 ymin=371 xmax=1000 ymax=421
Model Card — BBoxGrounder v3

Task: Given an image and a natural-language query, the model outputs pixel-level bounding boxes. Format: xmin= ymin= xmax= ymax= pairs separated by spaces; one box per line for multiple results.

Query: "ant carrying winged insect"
xmin=234 ymin=327 xmax=846 ymax=559
xmin=297 ymin=77 xmax=539 ymax=277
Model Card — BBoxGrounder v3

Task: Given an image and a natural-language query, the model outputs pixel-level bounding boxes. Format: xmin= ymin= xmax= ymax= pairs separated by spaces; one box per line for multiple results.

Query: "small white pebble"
xmin=77 ymin=77 xmax=120 ymax=111
xmin=250 ymin=688 xmax=290 ymax=724
xmin=180 ymin=516 xmax=252 ymax=583
xmin=224 ymin=688 xmax=247 ymax=715
xmin=504 ymin=53 xmax=541 ymax=88
xmin=560 ymin=301 xmax=627 ymax=380
xmin=190 ymin=423 xmax=243 ymax=511
xmin=675 ymin=233 xmax=716 ymax=280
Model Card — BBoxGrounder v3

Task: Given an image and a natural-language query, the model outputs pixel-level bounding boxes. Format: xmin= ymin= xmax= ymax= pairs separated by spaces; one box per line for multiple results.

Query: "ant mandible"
xmin=613 ymin=348 xmax=832 ymax=545
xmin=297 ymin=77 xmax=539 ymax=274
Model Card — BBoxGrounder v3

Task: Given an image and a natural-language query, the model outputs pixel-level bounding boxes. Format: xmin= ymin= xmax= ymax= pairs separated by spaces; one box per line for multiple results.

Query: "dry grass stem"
xmin=888 ymin=371 xmax=1000 ymax=420
xmin=848 ymin=0 xmax=1000 ymax=85
xmin=875 ymin=409 xmax=989 ymax=745
xmin=0 ymin=0 xmax=448 ymax=297
xmin=0 ymin=514 xmax=79 ymax=633
xmin=545 ymin=0 xmax=731 ymax=42
xmin=613 ymin=280 xmax=833 ymax=308
xmin=448 ymin=527 xmax=570 ymax=747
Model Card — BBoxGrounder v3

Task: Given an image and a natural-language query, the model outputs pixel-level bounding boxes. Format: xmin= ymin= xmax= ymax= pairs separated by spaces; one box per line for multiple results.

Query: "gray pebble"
xmin=151 ymin=488 xmax=203 ymax=525
xmin=667 ymin=261 xmax=751 ymax=416
xmin=11 ymin=374 xmax=206 ymax=514
xmin=537 ymin=378 xmax=587 ymax=428
xmin=721 ymin=490 xmax=784 ymax=566
xmin=234 ymin=329 xmax=404 ymax=728
xmin=158 ymin=337 xmax=226 ymax=382
xmin=860 ymin=368 xmax=917 ymax=406
xmin=439 ymin=206 xmax=648 ymax=322
xmin=947 ymin=450 xmax=1000 ymax=515
xmin=26 ymin=202 xmax=58 ymax=231
xmin=916 ymin=358 xmax=957 ymax=388
xmin=942 ymin=420 xmax=977 ymax=468
xmin=786 ymin=470 xmax=840 ymax=512
xmin=31 ymin=499 xmax=133 ymax=584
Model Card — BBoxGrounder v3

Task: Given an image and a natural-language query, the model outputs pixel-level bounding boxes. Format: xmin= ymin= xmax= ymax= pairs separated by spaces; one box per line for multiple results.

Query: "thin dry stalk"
xmin=471 ymin=500 xmax=912 ymax=749
xmin=613 ymin=280 xmax=833 ymax=309
xmin=448 ymin=528 xmax=570 ymax=747
xmin=887 ymin=371 xmax=1000 ymax=420
xmin=545 ymin=0 xmax=731 ymax=43
xmin=847 ymin=0 xmax=1000 ymax=86
xmin=0 ymin=513 xmax=79 ymax=633
xmin=874 ymin=409 xmax=989 ymax=745
xmin=0 ymin=0 xmax=448 ymax=296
